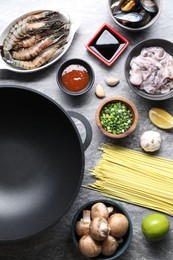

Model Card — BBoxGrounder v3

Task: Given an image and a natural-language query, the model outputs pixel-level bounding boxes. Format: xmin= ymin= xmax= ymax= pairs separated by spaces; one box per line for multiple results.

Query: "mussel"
xmin=140 ymin=0 xmax=158 ymax=13
xmin=111 ymin=0 xmax=140 ymax=15
xmin=121 ymin=0 xmax=139 ymax=12
xmin=127 ymin=10 xmax=152 ymax=27
xmin=111 ymin=0 xmax=159 ymax=28
xmin=115 ymin=12 xmax=143 ymax=23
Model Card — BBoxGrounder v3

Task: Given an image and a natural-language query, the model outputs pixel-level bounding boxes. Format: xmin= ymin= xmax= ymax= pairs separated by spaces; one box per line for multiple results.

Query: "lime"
xmin=149 ymin=108 xmax=173 ymax=129
xmin=141 ymin=213 xmax=170 ymax=241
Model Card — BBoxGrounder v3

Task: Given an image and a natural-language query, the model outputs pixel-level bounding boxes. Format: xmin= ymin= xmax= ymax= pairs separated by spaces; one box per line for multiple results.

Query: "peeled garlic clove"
xmin=105 ymin=75 xmax=120 ymax=87
xmin=95 ymin=84 xmax=105 ymax=98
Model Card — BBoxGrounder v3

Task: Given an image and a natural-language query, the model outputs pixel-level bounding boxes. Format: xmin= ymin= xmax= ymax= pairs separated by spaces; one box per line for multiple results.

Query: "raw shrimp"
xmin=12 ymin=31 xmax=69 ymax=60
xmin=6 ymin=11 xmax=59 ymax=36
xmin=12 ymin=33 xmax=49 ymax=49
xmin=4 ymin=39 xmax=67 ymax=70
xmin=3 ymin=18 xmax=69 ymax=51
xmin=17 ymin=10 xmax=59 ymax=24
xmin=12 ymin=25 xmax=69 ymax=49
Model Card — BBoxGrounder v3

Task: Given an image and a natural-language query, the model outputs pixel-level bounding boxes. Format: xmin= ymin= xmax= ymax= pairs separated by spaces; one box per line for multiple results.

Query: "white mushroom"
xmin=91 ymin=202 xmax=110 ymax=219
xmin=108 ymin=213 xmax=129 ymax=238
xmin=78 ymin=234 xmax=102 ymax=258
xmin=75 ymin=210 xmax=91 ymax=237
xmin=102 ymin=235 xmax=118 ymax=256
xmin=89 ymin=216 xmax=110 ymax=241
xmin=107 ymin=206 xmax=114 ymax=215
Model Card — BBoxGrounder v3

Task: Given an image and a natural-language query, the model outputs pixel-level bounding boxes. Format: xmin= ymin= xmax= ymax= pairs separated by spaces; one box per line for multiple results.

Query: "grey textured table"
xmin=0 ymin=0 xmax=172 ymax=259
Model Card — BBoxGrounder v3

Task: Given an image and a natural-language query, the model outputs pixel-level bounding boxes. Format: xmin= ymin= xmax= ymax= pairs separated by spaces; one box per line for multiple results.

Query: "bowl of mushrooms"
xmin=71 ymin=199 xmax=133 ymax=259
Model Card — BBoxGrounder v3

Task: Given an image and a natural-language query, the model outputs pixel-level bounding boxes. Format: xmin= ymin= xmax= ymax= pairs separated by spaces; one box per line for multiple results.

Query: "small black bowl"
xmin=125 ymin=38 xmax=173 ymax=101
xmin=71 ymin=199 xmax=133 ymax=260
xmin=56 ymin=59 xmax=95 ymax=96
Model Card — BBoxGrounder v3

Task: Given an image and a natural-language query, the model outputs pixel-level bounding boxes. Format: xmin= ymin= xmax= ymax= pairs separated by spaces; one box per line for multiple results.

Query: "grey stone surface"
xmin=0 ymin=0 xmax=172 ymax=259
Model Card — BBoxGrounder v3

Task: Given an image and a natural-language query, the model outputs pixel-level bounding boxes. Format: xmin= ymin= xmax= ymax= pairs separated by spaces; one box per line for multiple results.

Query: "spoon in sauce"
xmin=149 ymin=107 xmax=173 ymax=129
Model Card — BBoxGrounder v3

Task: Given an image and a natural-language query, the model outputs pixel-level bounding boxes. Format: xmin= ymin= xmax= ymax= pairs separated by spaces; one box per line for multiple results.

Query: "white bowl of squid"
xmin=125 ymin=38 xmax=173 ymax=101
xmin=0 ymin=9 xmax=80 ymax=73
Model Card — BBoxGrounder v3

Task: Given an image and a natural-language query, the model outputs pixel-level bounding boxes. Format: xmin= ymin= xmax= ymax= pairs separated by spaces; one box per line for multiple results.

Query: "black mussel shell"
xmin=111 ymin=0 xmax=140 ymax=15
xmin=140 ymin=0 xmax=158 ymax=13
xmin=111 ymin=0 xmax=122 ymax=11
xmin=128 ymin=10 xmax=152 ymax=27
xmin=114 ymin=11 xmax=143 ymax=22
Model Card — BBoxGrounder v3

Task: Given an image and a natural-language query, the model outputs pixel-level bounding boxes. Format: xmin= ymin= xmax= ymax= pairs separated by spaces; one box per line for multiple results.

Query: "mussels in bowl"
xmin=108 ymin=0 xmax=161 ymax=31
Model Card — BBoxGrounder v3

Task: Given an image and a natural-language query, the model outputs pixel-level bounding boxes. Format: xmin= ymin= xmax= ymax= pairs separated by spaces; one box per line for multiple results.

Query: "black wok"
xmin=0 ymin=85 xmax=92 ymax=242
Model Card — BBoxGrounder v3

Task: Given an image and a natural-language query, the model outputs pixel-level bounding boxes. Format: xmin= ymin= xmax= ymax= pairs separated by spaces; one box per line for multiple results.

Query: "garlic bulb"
xmin=140 ymin=130 xmax=162 ymax=152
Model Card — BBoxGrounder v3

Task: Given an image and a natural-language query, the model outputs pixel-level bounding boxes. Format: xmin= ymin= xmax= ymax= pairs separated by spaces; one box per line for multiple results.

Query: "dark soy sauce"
xmin=90 ymin=29 xmax=125 ymax=61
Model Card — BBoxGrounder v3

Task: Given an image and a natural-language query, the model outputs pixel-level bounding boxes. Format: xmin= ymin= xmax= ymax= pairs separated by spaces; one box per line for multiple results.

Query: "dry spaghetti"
xmin=85 ymin=144 xmax=173 ymax=216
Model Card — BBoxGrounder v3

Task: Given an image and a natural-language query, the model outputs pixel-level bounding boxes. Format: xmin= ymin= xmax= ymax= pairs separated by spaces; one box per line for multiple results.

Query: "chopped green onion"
xmin=100 ymin=101 xmax=133 ymax=135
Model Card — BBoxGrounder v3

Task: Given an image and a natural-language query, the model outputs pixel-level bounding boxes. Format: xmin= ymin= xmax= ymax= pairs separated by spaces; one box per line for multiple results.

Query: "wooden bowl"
xmin=96 ymin=97 xmax=138 ymax=139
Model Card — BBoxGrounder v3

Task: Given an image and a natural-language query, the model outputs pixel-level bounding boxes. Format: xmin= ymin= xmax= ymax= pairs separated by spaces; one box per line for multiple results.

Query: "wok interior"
xmin=0 ymin=86 xmax=84 ymax=241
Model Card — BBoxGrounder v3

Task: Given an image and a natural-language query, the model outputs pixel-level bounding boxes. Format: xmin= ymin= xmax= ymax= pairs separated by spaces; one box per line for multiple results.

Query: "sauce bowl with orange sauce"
xmin=56 ymin=59 xmax=95 ymax=96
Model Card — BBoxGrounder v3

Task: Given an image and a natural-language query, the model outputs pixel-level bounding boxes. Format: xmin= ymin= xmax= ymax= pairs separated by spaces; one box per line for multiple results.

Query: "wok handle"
xmin=68 ymin=111 xmax=92 ymax=151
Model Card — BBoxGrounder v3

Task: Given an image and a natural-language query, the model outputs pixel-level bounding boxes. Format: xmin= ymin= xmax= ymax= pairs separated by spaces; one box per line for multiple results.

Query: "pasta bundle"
xmin=86 ymin=144 xmax=173 ymax=216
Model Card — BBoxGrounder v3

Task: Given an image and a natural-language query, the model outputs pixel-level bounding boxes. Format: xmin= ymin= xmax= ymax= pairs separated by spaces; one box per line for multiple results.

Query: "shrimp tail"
xmin=2 ymin=50 xmax=13 ymax=64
